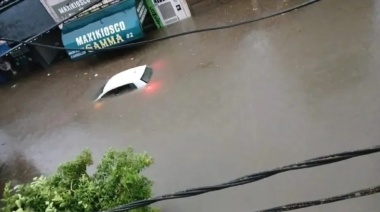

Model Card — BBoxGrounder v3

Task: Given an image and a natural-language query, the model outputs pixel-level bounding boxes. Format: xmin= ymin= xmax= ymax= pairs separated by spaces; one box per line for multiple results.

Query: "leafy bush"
xmin=1 ymin=148 xmax=157 ymax=212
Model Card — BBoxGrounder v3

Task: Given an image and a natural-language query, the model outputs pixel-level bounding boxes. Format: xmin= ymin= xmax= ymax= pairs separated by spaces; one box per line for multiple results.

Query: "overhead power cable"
xmin=1 ymin=0 xmax=321 ymax=52
xmin=105 ymin=145 xmax=380 ymax=212
xmin=256 ymin=184 xmax=380 ymax=212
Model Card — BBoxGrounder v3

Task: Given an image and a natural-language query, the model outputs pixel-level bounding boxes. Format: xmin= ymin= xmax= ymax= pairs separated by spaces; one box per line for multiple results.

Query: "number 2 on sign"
xmin=126 ymin=33 xmax=134 ymax=39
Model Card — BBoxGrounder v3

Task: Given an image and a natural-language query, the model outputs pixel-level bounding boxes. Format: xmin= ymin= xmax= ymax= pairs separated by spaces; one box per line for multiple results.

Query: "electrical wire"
xmin=1 ymin=0 xmax=321 ymax=53
xmin=256 ymin=185 xmax=380 ymax=212
xmin=104 ymin=145 xmax=380 ymax=212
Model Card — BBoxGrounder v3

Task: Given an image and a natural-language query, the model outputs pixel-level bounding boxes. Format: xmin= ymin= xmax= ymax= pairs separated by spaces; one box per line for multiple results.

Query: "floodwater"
xmin=1 ymin=0 xmax=380 ymax=211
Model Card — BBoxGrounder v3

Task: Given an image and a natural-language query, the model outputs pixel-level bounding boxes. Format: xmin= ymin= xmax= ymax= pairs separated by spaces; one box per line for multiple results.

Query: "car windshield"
xmin=140 ymin=67 xmax=153 ymax=83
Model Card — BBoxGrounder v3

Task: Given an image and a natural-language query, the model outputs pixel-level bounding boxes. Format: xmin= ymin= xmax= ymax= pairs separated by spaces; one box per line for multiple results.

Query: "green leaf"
xmin=15 ymin=200 xmax=22 ymax=208
xmin=52 ymin=194 xmax=63 ymax=202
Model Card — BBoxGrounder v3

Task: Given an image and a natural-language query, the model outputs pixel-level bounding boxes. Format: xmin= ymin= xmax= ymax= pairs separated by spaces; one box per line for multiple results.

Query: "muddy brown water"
xmin=1 ymin=0 xmax=380 ymax=211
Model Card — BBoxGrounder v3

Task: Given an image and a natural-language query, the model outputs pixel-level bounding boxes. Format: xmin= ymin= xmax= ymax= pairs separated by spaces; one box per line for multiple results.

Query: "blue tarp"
xmin=0 ymin=41 xmax=10 ymax=56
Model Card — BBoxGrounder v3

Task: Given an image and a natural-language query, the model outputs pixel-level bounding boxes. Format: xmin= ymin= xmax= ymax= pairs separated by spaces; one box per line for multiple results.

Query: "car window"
xmin=101 ymin=83 xmax=138 ymax=98
xmin=140 ymin=67 xmax=153 ymax=83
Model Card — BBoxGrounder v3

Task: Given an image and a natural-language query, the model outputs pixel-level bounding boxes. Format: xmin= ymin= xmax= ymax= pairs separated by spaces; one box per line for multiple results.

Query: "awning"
xmin=61 ymin=0 xmax=144 ymax=59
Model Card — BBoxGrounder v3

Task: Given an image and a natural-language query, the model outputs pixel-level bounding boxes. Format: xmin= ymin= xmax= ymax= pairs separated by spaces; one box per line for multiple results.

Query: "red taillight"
xmin=144 ymin=81 xmax=161 ymax=94
xmin=94 ymin=102 xmax=104 ymax=110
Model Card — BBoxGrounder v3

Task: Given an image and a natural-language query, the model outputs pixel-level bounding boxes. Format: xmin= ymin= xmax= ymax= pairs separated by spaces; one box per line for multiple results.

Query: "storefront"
xmin=0 ymin=0 xmax=210 ymax=83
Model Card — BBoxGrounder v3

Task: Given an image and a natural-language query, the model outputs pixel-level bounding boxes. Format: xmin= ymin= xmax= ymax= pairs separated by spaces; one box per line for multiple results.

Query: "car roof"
xmin=96 ymin=65 xmax=147 ymax=101
xmin=104 ymin=65 xmax=146 ymax=88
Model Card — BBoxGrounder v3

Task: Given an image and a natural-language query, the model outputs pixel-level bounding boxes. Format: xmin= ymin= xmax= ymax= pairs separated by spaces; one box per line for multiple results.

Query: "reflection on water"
xmin=0 ymin=146 xmax=40 ymax=198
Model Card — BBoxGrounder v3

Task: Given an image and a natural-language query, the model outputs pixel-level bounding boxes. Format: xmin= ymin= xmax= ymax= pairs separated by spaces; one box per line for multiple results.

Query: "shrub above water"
xmin=1 ymin=148 xmax=157 ymax=212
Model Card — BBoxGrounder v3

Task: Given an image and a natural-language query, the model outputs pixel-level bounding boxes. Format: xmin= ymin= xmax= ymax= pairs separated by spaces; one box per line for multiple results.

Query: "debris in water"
xmin=47 ymin=73 xmax=51 ymax=76
xmin=94 ymin=74 xmax=99 ymax=77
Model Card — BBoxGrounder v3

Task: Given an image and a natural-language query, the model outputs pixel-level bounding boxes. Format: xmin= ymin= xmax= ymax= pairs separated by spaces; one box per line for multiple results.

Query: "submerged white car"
xmin=95 ymin=65 xmax=153 ymax=101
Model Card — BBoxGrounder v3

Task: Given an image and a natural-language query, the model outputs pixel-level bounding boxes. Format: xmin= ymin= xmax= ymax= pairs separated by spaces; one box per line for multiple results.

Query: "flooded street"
xmin=1 ymin=0 xmax=380 ymax=211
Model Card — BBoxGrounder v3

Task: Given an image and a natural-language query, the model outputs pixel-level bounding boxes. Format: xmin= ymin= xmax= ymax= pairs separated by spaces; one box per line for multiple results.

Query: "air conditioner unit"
xmin=145 ymin=0 xmax=191 ymax=28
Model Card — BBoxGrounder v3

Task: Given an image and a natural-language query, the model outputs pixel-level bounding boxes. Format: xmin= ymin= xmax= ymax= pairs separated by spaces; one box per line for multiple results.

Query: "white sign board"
xmin=40 ymin=0 xmax=116 ymax=23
